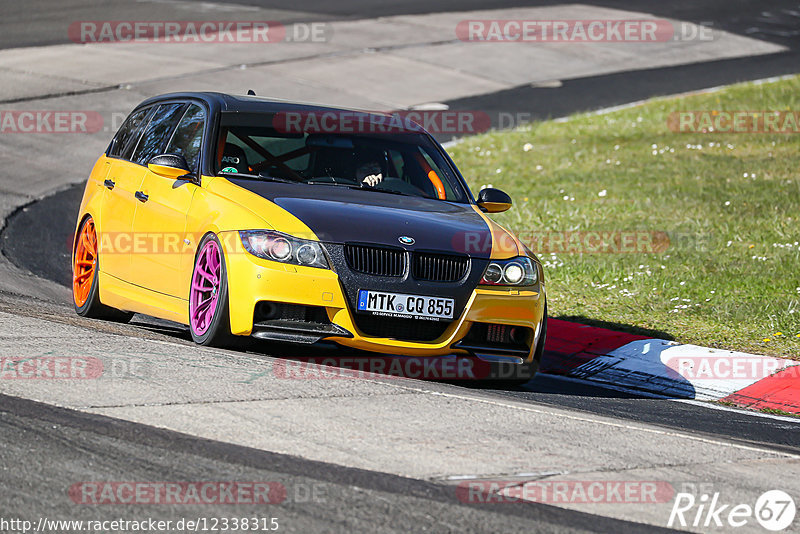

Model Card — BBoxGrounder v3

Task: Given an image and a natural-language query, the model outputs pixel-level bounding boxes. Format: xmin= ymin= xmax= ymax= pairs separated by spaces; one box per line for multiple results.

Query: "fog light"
xmin=509 ymin=326 xmax=526 ymax=345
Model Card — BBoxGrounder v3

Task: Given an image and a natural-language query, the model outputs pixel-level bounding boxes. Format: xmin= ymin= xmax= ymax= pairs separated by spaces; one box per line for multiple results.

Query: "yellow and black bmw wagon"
xmin=72 ymin=92 xmax=546 ymax=379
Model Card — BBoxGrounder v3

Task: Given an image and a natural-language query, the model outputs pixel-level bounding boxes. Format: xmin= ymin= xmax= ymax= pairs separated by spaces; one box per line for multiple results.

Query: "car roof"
xmin=137 ymin=91 xmax=401 ymax=122
xmin=132 ymin=92 xmax=470 ymax=201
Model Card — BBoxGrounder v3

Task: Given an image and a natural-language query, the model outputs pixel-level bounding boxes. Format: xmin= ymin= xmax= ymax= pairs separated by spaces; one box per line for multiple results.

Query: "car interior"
xmin=213 ymin=122 xmax=463 ymax=202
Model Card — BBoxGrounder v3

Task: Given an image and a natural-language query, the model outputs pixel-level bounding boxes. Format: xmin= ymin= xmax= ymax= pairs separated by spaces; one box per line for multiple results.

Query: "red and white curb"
xmin=541 ymin=320 xmax=800 ymax=414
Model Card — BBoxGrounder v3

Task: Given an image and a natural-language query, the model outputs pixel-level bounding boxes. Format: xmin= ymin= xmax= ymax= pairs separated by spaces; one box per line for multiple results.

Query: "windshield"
xmin=214 ymin=111 xmax=467 ymax=202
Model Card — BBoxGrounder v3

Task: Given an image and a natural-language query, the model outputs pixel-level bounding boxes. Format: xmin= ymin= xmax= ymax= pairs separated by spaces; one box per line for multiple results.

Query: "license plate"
xmin=357 ymin=290 xmax=454 ymax=320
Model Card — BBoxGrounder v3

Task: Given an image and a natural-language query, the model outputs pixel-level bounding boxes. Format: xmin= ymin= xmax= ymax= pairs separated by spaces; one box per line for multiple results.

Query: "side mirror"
xmin=147 ymin=154 xmax=195 ymax=181
xmin=476 ymin=188 xmax=512 ymax=213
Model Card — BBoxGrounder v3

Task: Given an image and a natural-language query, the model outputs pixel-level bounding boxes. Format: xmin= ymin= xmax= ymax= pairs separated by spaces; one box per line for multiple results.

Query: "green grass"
xmin=449 ymin=75 xmax=800 ymax=358
xmin=717 ymin=400 xmax=800 ymax=419
xmin=756 ymin=407 xmax=800 ymax=418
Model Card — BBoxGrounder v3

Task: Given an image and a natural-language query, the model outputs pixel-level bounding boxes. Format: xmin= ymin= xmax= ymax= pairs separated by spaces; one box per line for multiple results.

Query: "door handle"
xmin=104 ymin=179 xmax=115 ymax=190
xmin=135 ymin=191 xmax=149 ymax=203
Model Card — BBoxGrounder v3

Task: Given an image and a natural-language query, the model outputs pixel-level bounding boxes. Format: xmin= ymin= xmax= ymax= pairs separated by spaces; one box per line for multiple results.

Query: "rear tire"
xmin=189 ymin=234 xmax=234 ymax=347
xmin=73 ymin=216 xmax=134 ymax=323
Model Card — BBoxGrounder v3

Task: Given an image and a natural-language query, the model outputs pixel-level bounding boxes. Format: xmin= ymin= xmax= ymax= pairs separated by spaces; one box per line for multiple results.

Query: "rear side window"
xmin=165 ymin=104 xmax=205 ymax=174
xmin=108 ymin=107 xmax=151 ymax=159
xmin=130 ymin=103 xmax=187 ymax=166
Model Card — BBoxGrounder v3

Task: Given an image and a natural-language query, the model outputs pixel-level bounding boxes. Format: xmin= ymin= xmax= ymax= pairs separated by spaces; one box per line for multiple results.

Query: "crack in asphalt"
xmin=0 ymin=84 xmax=121 ymax=105
xmin=82 ymin=390 xmax=419 ymax=411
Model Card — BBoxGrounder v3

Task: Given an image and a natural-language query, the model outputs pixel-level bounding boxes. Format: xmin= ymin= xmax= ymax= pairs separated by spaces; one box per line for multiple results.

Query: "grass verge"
xmin=449 ymin=75 xmax=800 ymax=358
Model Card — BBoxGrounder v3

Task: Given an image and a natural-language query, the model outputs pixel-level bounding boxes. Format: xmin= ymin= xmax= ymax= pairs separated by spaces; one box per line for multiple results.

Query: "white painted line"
xmin=444 ymin=471 xmax=566 ymax=481
xmin=529 ymin=80 xmax=563 ymax=88
xmin=142 ymin=0 xmax=262 ymax=11
xmin=672 ymin=398 xmax=800 ymax=424
xmin=540 ymin=373 xmax=800 ymax=425
xmin=373 ymin=380 xmax=800 ymax=457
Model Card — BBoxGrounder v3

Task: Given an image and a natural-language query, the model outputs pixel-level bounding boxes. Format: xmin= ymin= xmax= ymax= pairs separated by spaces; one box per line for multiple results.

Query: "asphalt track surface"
xmin=3 ymin=0 xmax=800 ymax=116
xmin=2 ymin=1 xmax=800 ymax=533
xmin=2 ymin=393 xmax=668 ymax=534
xmin=2 ymin=0 xmax=800 ymax=50
xmin=5 ymin=177 xmax=800 ymax=455
xmin=0 ymin=289 xmax=795 ymax=532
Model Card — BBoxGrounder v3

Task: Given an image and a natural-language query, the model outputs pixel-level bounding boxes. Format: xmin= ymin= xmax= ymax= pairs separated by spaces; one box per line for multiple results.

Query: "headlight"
xmin=480 ymin=257 xmax=538 ymax=286
xmin=239 ymin=230 xmax=329 ymax=269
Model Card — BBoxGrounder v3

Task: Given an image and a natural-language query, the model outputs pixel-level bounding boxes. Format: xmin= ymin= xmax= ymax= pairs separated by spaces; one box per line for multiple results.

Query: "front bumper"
xmin=222 ymin=233 xmax=546 ymax=363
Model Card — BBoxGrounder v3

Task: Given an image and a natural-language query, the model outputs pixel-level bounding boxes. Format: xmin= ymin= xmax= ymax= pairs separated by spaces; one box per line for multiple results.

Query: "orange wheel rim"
xmin=73 ymin=218 xmax=97 ymax=307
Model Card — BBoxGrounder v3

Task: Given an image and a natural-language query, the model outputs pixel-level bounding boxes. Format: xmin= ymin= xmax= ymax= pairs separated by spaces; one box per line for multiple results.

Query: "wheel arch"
xmin=72 ymin=212 xmax=95 ymax=269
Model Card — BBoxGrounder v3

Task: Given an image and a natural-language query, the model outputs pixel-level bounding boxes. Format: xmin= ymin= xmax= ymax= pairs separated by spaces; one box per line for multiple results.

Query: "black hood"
xmin=228 ymin=179 xmax=492 ymax=258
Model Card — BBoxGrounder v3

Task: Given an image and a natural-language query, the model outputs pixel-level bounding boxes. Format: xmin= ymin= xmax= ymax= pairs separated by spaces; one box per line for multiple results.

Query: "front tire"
xmin=189 ymin=234 xmax=233 ymax=346
xmin=532 ymin=302 xmax=548 ymax=366
xmin=72 ymin=216 xmax=134 ymax=322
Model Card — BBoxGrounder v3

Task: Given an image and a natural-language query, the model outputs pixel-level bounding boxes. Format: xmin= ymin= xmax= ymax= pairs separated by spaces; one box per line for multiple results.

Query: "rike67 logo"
xmin=668 ymin=489 xmax=796 ymax=531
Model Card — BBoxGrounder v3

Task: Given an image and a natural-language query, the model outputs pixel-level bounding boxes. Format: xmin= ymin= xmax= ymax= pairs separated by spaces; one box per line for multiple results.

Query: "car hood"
xmin=226 ymin=179 xmax=500 ymax=258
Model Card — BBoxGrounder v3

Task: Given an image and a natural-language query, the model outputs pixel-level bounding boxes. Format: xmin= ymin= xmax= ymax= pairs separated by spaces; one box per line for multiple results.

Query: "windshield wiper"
xmin=305 ymin=180 xmax=358 ymax=186
xmin=305 ymin=180 xmax=416 ymax=198
xmin=220 ymin=172 xmax=295 ymax=184
xmin=360 ymin=188 xmax=412 ymax=198
xmin=304 ymin=180 xmax=362 ymax=190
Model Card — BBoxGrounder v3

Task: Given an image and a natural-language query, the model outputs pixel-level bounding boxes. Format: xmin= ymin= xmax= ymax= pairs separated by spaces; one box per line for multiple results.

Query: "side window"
xmin=165 ymin=104 xmax=205 ymax=174
xmin=108 ymin=107 xmax=151 ymax=159
xmin=130 ymin=103 xmax=187 ymax=166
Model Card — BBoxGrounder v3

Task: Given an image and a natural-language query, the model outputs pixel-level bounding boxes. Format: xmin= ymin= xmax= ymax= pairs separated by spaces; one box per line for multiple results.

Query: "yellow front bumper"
xmin=222 ymin=233 xmax=546 ymax=362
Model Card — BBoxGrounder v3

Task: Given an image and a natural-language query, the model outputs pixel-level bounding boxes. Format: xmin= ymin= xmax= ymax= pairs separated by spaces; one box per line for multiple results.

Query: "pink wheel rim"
xmin=190 ymin=239 xmax=221 ymax=336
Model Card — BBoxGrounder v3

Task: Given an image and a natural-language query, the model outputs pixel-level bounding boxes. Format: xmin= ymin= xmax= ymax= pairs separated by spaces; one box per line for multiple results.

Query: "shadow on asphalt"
xmin=554 ymin=315 xmax=674 ymax=341
xmin=128 ymin=319 xmax=194 ymax=342
xmin=239 ymin=339 xmax=655 ymax=399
